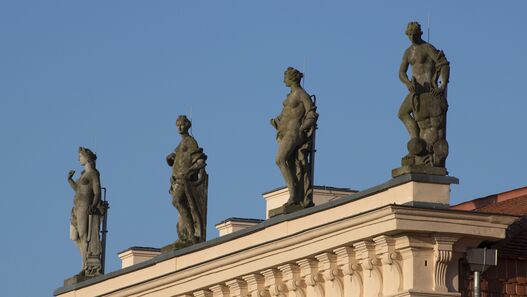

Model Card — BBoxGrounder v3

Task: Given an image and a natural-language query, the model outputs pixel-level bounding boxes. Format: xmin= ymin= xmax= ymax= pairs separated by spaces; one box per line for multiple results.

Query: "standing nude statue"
xmin=271 ymin=67 xmax=318 ymax=213
xmin=164 ymin=115 xmax=208 ymax=251
xmin=394 ymin=21 xmax=450 ymax=177
xmin=67 ymin=147 xmax=106 ymax=282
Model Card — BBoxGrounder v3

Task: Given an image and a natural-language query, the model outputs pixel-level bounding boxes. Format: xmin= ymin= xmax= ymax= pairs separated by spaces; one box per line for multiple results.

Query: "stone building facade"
xmin=54 ymin=175 xmax=523 ymax=297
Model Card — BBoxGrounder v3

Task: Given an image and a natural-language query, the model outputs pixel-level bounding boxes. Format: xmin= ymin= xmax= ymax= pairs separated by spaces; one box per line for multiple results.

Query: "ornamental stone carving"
xmin=242 ymin=274 xmax=269 ymax=297
xmin=354 ymin=241 xmax=382 ymax=297
xmin=334 ymin=246 xmax=363 ymax=297
xmin=433 ymin=236 xmax=458 ymax=292
xmin=315 ymin=253 xmax=343 ymax=297
xmin=297 ymin=258 xmax=324 ymax=297
xmin=209 ymin=284 xmax=230 ymax=297
xmin=277 ymin=264 xmax=306 ymax=297
xmin=261 ymin=269 xmax=285 ymax=297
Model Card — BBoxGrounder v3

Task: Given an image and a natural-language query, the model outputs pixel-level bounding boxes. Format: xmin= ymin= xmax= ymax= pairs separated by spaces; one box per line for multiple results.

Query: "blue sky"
xmin=1 ymin=1 xmax=526 ymax=295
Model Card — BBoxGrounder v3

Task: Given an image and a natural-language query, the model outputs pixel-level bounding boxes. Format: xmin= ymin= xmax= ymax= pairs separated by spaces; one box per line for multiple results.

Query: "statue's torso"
xmin=172 ymin=136 xmax=198 ymax=178
xmin=278 ymin=91 xmax=309 ymax=136
xmin=408 ymin=43 xmax=436 ymax=90
xmin=74 ymin=171 xmax=96 ymax=206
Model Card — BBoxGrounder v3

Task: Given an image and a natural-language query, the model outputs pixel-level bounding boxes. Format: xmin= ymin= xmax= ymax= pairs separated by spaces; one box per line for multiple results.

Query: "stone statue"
xmin=164 ymin=115 xmax=208 ymax=251
xmin=393 ymin=21 xmax=451 ymax=177
xmin=270 ymin=67 xmax=318 ymax=216
xmin=66 ymin=147 xmax=106 ymax=283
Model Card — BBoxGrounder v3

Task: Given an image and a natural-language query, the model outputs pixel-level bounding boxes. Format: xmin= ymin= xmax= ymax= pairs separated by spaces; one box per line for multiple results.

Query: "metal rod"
xmin=474 ymin=270 xmax=481 ymax=297
xmin=100 ymin=187 xmax=109 ymax=274
xmin=427 ymin=15 xmax=430 ymax=42
xmin=309 ymin=95 xmax=317 ymax=203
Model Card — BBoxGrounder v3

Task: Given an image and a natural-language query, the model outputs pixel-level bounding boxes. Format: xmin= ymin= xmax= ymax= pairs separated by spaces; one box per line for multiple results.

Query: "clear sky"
xmin=1 ymin=1 xmax=526 ymax=295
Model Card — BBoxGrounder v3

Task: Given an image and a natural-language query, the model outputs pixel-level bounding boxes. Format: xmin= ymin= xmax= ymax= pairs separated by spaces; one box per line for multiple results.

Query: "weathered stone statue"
xmin=163 ymin=115 xmax=208 ymax=251
xmin=270 ymin=67 xmax=318 ymax=216
xmin=66 ymin=147 xmax=106 ymax=284
xmin=393 ymin=21 xmax=451 ymax=177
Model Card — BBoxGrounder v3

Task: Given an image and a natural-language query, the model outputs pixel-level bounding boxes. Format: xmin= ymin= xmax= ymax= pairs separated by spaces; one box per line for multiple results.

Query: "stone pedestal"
xmin=392 ymin=165 xmax=447 ymax=178
xmin=268 ymin=202 xmax=308 ymax=218
xmin=264 ymin=186 xmax=356 ymax=219
xmin=64 ymin=273 xmax=90 ymax=286
xmin=160 ymin=241 xmax=193 ymax=253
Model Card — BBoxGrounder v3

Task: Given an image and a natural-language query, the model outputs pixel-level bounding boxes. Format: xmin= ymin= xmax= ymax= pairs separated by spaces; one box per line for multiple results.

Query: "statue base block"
xmin=269 ymin=202 xmax=313 ymax=218
xmin=64 ymin=273 xmax=89 ymax=286
xmin=160 ymin=240 xmax=194 ymax=253
xmin=392 ymin=165 xmax=447 ymax=178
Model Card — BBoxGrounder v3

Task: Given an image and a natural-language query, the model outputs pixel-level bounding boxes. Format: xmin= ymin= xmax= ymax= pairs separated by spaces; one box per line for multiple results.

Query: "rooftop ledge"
xmin=57 ymin=173 xmax=510 ymax=296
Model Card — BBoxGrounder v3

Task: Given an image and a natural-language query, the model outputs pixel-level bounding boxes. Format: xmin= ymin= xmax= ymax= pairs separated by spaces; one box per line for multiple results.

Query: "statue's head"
xmin=176 ymin=115 xmax=191 ymax=134
xmin=284 ymin=67 xmax=303 ymax=87
xmin=405 ymin=21 xmax=423 ymax=43
xmin=79 ymin=147 xmax=97 ymax=166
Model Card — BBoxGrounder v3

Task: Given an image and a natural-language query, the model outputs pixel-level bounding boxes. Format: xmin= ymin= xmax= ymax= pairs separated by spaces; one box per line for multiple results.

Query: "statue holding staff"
xmin=66 ymin=147 xmax=105 ymax=281
xmin=271 ymin=67 xmax=318 ymax=214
